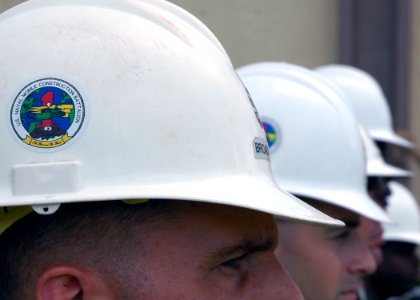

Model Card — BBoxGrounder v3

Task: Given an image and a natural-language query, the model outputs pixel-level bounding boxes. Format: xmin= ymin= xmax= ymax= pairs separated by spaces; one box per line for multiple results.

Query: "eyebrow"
xmin=212 ymin=238 xmax=274 ymax=261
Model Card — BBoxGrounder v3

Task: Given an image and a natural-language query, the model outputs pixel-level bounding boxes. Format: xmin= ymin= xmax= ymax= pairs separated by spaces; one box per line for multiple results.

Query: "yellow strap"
xmin=121 ymin=199 xmax=149 ymax=205
xmin=0 ymin=206 xmax=33 ymax=235
xmin=0 ymin=199 xmax=149 ymax=235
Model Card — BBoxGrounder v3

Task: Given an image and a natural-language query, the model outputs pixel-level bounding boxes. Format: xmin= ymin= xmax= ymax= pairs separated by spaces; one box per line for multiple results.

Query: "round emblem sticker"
xmin=10 ymin=78 xmax=87 ymax=151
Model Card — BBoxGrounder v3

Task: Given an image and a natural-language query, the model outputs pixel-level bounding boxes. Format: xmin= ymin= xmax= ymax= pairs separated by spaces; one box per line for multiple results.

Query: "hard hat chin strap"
xmin=0 ymin=206 xmax=32 ymax=236
xmin=0 ymin=199 xmax=150 ymax=236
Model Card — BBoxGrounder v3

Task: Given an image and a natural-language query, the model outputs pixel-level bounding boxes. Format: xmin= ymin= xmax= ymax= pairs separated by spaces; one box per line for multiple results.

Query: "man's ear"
xmin=35 ymin=265 xmax=117 ymax=300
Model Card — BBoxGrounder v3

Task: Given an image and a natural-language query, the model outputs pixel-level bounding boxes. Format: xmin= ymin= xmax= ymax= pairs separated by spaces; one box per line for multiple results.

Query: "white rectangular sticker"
xmin=253 ymin=137 xmax=270 ymax=161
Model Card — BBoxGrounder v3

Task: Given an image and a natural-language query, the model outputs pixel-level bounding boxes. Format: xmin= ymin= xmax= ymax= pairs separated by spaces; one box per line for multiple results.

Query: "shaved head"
xmin=0 ymin=200 xmax=302 ymax=300
xmin=0 ymin=200 xmax=179 ymax=299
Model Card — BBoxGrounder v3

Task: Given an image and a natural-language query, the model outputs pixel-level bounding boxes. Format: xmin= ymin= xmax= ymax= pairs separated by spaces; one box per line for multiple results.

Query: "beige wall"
xmin=0 ymin=0 xmax=24 ymax=11
xmin=170 ymin=0 xmax=339 ymax=68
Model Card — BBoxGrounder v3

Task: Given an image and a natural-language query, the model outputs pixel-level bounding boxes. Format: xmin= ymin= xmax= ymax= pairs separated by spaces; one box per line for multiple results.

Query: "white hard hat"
xmin=236 ymin=62 xmax=411 ymax=179
xmin=237 ymin=62 xmax=390 ymax=223
xmin=315 ymin=64 xmax=412 ymax=148
xmin=358 ymin=126 xmax=412 ymax=178
xmin=312 ymin=65 xmax=412 ymax=177
xmin=383 ymin=182 xmax=420 ymax=244
xmin=0 ymin=0 xmax=342 ymax=228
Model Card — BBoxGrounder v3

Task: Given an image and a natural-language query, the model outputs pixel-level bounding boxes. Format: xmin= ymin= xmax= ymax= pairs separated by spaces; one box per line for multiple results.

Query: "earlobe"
xmin=36 ymin=265 xmax=83 ymax=300
xmin=35 ymin=265 xmax=117 ymax=300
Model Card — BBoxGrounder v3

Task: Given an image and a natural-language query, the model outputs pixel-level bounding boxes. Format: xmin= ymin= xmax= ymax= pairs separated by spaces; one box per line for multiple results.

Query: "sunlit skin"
xmin=276 ymin=200 xmax=376 ymax=300
xmin=129 ymin=202 xmax=304 ymax=300
xmin=33 ymin=202 xmax=304 ymax=299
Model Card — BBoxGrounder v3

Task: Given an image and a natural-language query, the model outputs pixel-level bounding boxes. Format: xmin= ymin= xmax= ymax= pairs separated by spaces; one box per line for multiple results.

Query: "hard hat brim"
xmin=1 ymin=175 xmax=344 ymax=227
xmin=384 ymin=232 xmax=420 ymax=245
xmin=367 ymin=160 xmax=413 ymax=178
xmin=283 ymin=185 xmax=392 ymax=223
xmin=371 ymin=129 xmax=413 ymax=149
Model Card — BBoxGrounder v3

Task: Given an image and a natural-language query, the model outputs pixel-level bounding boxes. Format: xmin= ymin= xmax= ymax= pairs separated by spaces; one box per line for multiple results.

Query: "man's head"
xmin=313 ymin=64 xmax=418 ymax=299
xmin=0 ymin=0 xmax=343 ymax=299
xmin=0 ymin=200 xmax=303 ymax=299
xmin=369 ymin=242 xmax=419 ymax=299
xmin=276 ymin=198 xmax=376 ymax=300
xmin=355 ymin=176 xmax=392 ymax=264
xmin=366 ymin=181 xmax=420 ymax=299
xmin=355 ymin=125 xmax=412 ymax=266
xmin=236 ymin=62 xmax=390 ymax=300
xmin=236 ymin=62 xmax=390 ymax=224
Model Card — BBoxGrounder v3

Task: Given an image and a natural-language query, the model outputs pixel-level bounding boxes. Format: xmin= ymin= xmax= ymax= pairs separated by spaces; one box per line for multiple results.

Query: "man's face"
xmin=276 ymin=201 xmax=376 ymax=300
xmin=133 ymin=202 xmax=303 ymax=300
xmin=356 ymin=217 xmax=384 ymax=264
xmin=359 ymin=176 xmax=390 ymax=264
xmin=370 ymin=242 xmax=419 ymax=297
xmin=367 ymin=177 xmax=390 ymax=209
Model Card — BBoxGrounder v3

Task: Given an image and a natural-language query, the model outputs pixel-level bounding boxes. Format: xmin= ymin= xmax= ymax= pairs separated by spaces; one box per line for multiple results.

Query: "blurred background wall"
xmin=1 ymin=0 xmax=419 ymax=198
xmin=1 ymin=0 xmax=20 ymax=11
xmin=169 ymin=0 xmax=339 ymax=68
xmin=411 ymin=0 xmax=420 ymax=198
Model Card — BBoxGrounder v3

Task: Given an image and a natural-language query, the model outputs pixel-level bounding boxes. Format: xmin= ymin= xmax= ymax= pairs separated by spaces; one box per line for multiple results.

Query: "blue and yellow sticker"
xmin=10 ymin=78 xmax=87 ymax=152
xmin=262 ymin=117 xmax=280 ymax=152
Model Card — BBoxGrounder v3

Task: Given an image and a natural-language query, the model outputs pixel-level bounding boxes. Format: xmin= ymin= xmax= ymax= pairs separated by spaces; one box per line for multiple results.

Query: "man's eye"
xmin=221 ymin=257 xmax=242 ymax=270
xmin=219 ymin=254 xmax=250 ymax=276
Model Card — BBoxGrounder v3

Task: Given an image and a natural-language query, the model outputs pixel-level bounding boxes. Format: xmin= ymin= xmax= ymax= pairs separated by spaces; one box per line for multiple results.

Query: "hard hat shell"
xmin=358 ymin=126 xmax=412 ymax=178
xmin=237 ymin=62 xmax=390 ymax=223
xmin=0 ymin=0 xmax=342 ymax=226
xmin=308 ymin=68 xmax=412 ymax=178
xmin=236 ymin=62 xmax=410 ymax=178
xmin=127 ymin=0 xmax=230 ymax=64
xmin=383 ymin=182 xmax=420 ymax=244
xmin=315 ymin=64 xmax=412 ymax=148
